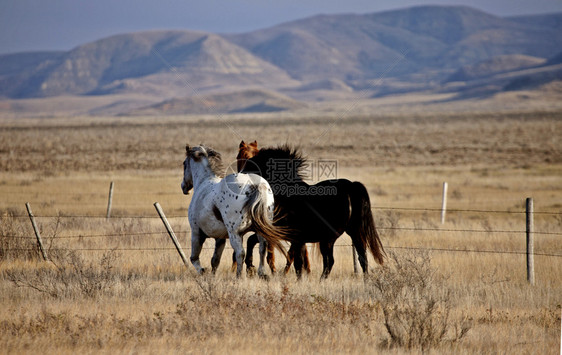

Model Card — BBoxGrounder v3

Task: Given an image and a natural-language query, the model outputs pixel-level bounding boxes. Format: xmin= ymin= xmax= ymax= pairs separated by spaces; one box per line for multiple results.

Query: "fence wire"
xmin=4 ymin=205 xmax=562 ymax=218
xmin=2 ymin=204 xmax=561 ymax=258
xmin=4 ymin=245 xmax=562 ymax=258
xmin=3 ymin=223 xmax=562 ymax=240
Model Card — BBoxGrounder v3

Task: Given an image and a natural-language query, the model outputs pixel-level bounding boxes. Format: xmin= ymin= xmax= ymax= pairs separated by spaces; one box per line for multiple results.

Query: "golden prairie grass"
xmin=0 ymin=111 xmax=561 ymax=354
xmin=0 ymin=240 xmax=560 ymax=354
xmin=0 ymin=221 xmax=561 ymax=354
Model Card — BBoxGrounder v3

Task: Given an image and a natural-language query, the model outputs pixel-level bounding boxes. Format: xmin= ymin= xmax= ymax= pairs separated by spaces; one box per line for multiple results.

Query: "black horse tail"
xmin=347 ymin=181 xmax=385 ymax=265
xmin=244 ymin=183 xmax=288 ymax=258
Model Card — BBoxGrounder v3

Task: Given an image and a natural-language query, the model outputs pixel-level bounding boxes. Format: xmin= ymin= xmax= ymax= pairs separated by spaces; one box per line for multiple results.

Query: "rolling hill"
xmin=229 ymin=6 xmax=562 ymax=82
xmin=0 ymin=5 xmax=561 ymax=115
xmin=0 ymin=30 xmax=296 ymax=99
xmin=446 ymin=54 xmax=547 ymax=82
xmin=128 ymin=89 xmax=307 ymax=115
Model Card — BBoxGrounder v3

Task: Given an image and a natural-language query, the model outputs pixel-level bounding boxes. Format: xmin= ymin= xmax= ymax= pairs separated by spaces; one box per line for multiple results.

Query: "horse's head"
xmin=237 ymin=140 xmax=259 ymax=172
xmin=181 ymin=145 xmax=195 ymax=194
xmin=241 ymin=145 xmax=307 ymax=183
xmin=182 ymin=144 xmax=224 ymax=195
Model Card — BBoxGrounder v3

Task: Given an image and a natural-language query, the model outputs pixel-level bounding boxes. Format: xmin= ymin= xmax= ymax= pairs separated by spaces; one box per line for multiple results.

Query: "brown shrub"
xmin=367 ymin=250 xmax=471 ymax=351
xmin=0 ymin=211 xmax=38 ymax=261
xmin=6 ymin=249 xmax=119 ymax=298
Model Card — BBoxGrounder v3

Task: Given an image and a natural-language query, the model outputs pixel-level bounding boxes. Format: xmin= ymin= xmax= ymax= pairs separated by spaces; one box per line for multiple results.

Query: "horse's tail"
xmin=244 ymin=184 xmax=288 ymax=258
xmin=347 ymin=181 xmax=385 ymax=265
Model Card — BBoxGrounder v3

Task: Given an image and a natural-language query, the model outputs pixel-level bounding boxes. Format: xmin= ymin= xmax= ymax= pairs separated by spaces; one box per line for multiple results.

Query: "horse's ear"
xmin=239 ymin=140 xmax=246 ymax=148
xmin=250 ymin=140 xmax=258 ymax=148
xmin=185 ymin=145 xmax=190 ymax=154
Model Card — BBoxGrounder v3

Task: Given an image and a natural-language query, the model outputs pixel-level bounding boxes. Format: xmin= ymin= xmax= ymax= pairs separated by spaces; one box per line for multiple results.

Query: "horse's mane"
xmin=247 ymin=145 xmax=308 ymax=181
xmin=187 ymin=144 xmax=225 ymax=177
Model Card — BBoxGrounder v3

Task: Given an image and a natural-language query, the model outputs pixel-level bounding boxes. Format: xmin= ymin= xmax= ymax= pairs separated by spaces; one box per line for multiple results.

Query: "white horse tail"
xmin=244 ymin=184 xmax=288 ymax=258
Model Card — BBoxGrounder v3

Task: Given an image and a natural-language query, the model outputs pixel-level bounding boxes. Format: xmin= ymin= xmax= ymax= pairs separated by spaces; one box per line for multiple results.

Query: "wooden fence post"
xmin=25 ymin=203 xmax=48 ymax=261
xmin=154 ymin=202 xmax=190 ymax=269
xmin=106 ymin=181 xmax=114 ymax=219
xmin=440 ymin=182 xmax=448 ymax=224
xmin=526 ymin=197 xmax=535 ymax=285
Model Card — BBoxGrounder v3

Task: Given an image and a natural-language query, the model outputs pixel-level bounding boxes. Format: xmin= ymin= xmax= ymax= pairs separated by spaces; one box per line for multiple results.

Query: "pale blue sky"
xmin=1 ymin=0 xmax=561 ymax=54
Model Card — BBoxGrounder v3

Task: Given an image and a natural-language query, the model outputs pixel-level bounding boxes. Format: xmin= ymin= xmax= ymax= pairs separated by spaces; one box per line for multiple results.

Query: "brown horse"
xmin=232 ymin=140 xmax=311 ymax=275
xmin=237 ymin=140 xmax=259 ymax=172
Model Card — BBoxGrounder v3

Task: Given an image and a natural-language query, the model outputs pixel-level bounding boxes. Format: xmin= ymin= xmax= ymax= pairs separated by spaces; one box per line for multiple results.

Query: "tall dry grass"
xmin=0 ymin=112 xmax=561 ymax=353
xmin=1 ymin=187 xmax=560 ymax=353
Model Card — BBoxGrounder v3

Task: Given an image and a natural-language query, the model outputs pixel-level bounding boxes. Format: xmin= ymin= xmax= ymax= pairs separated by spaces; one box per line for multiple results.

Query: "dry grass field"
xmin=0 ymin=108 xmax=561 ymax=354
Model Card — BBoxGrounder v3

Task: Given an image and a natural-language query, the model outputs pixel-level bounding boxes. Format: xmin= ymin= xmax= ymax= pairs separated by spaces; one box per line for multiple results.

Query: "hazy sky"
xmin=1 ymin=0 xmax=561 ymax=54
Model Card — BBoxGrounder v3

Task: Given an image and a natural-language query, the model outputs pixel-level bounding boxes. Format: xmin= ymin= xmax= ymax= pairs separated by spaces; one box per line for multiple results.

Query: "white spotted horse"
xmin=181 ymin=144 xmax=287 ymax=278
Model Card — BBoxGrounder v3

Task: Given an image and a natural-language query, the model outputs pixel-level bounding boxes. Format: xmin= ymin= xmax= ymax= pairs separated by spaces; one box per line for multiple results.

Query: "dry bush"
xmin=6 ymin=249 xmax=119 ymax=298
xmin=367 ymin=250 xmax=471 ymax=351
xmin=0 ymin=212 xmax=68 ymax=262
xmin=0 ymin=211 xmax=38 ymax=261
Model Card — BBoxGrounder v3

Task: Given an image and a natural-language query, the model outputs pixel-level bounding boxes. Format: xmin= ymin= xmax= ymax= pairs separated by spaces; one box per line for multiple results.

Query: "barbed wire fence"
xmin=3 ymin=205 xmax=561 ymax=254
xmin=1 ymin=181 xmax=561 ymax=283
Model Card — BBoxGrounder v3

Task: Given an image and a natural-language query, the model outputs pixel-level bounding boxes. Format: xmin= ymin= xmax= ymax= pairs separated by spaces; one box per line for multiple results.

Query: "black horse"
xmin=241 ymin=145 xmax=385 ymax=279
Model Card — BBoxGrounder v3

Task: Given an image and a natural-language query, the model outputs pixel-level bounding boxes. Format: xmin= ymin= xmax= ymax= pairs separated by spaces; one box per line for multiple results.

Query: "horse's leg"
xmin=190 ymin=229 xmax=207 ymax=274
xmin=320 ymin=242 xmax=335 ymax=279
xmin=228 ymin=232 xmax=245 ymax=278
xmin=256 ymin=234 xmax=269 ymax=280
xmin=349 ymin=233 xmax=368 ymax=274
xmin=284 ymin=243 xmax=296 ymax=275
xmin=211 ymin=238 xmax=226 ymax=274
xmin=245 ymin=233 xmax=258 ymax=276
xmin=303 ymin=246 xmax=311 ymax=274
xmin=266 ymin=243 xmax=276 ymax=273
xmin=292 ymin=243 xmax=306 ymax=280
xmin=231 ymin=251 xmax=237 ymax=272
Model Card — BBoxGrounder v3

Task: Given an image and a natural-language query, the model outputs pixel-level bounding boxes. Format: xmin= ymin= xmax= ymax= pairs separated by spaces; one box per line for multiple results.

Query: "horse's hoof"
xmin=259 ymin=274 xmax=270 ymax=281
xmin=246 ymin=266 xmax=256 ymax=277
xmin=199 ymin=268 xmax=206 ymax=275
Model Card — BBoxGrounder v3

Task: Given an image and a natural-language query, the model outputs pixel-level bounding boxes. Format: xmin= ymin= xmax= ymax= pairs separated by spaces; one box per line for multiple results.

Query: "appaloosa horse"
xmin=181 ymin=144 xmax=286 ymax=278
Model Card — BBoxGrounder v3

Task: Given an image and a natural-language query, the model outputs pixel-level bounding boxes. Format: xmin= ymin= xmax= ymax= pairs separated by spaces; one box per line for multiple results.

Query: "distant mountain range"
xmin=0 ymin=5 xmax=561 ymax=115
